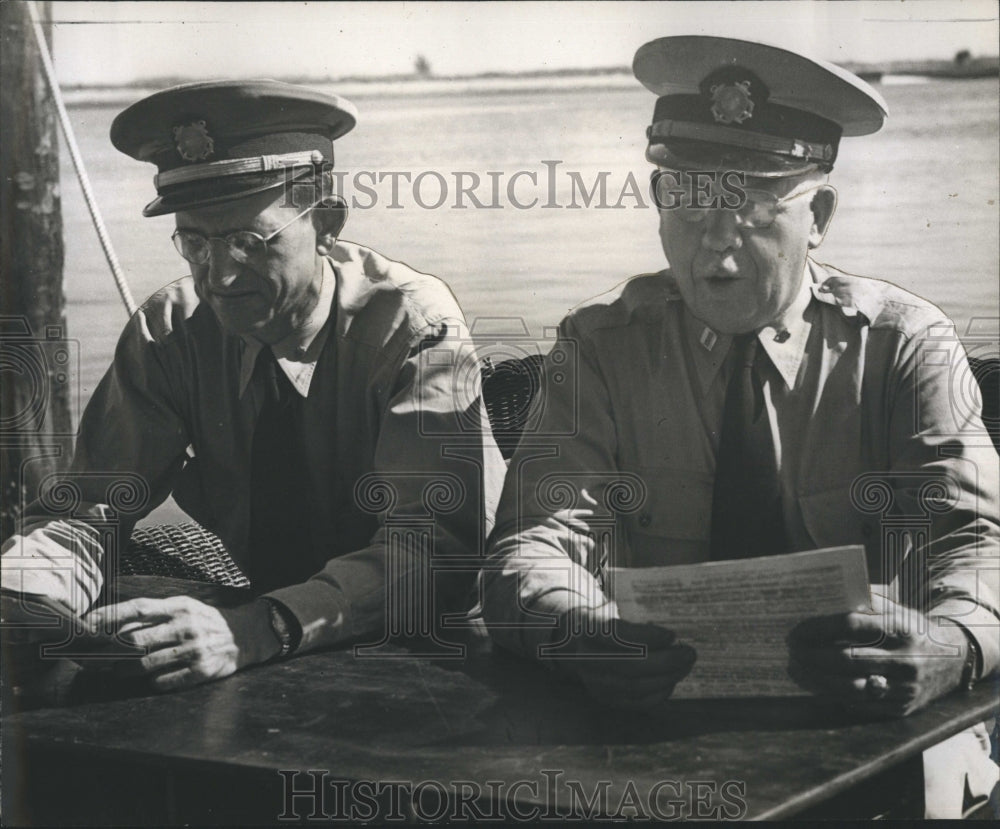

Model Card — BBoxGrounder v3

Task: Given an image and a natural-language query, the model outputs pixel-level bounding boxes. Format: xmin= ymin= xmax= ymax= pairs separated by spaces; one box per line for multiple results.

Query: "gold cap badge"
xmin=173 ymin=120 xmax=215 ymax=162
xmin=710 ymin=81 xmax=754 ymax=125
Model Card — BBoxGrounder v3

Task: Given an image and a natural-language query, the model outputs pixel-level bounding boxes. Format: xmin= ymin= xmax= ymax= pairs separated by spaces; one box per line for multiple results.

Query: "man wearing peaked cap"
xmin=109 ymin=79 xmax=358 ymax=216
xmin=634 ymin=35 xmax=888 ymax=176
xmin=482 ymin=37 xmax=998 ymax=809
xmin=2 ymin=80 xmax=505 ymax=689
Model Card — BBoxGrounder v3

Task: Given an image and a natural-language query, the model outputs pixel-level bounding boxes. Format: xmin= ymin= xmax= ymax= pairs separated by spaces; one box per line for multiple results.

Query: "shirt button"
xmin=638 ymin=513 xmax=652 ymax=528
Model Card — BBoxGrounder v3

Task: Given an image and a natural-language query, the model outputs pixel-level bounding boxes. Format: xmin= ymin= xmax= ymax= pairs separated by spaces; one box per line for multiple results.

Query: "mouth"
xmin=700 ymin=270 xmax=743 ymax=284
xmin=696 ymin=256 xmax=743 ymax=282
xmin=210 ymin=289 xmax=258 ymax=300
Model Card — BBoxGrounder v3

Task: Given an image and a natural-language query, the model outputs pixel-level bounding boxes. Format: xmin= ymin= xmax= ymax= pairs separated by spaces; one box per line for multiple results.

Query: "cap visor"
xmin=142 ymin=166 xmax=317 ymax=217
xmin=647 ymin=140 xmax=819 ymax=178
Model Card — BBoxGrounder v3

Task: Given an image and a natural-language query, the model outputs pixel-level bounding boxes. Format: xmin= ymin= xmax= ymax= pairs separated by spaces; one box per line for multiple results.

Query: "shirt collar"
xmin=757 ymin=265 xmax=814 ymax=389
xmin=682 ymin=264 xmax=815 ymax=393
xmin=238 ymin=257 xmax=337 ymax=399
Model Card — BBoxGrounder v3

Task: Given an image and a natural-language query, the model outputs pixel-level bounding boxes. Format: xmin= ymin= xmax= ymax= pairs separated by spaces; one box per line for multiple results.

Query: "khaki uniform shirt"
xmin=483 ymin=259 xmax=1000 ymax=675
xmin=3 ymin=242 xmax=506 ymax=651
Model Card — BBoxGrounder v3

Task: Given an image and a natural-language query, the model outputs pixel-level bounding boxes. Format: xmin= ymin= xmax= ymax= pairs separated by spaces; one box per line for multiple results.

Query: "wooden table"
xmin=2 ymin=578 xmax=997 ymax=824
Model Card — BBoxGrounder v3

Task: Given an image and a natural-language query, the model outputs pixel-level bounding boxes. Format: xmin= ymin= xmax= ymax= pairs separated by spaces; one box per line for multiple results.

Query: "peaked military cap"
xmin=633 ymin=36 xmax=888 ymax=176
xmin=111 ymin=79 xmax=357 ymax=216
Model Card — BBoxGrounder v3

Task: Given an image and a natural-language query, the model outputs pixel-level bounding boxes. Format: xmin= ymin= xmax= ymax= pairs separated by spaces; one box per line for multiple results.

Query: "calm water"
xmin=59 ymin=78 xmax=999 ymax=408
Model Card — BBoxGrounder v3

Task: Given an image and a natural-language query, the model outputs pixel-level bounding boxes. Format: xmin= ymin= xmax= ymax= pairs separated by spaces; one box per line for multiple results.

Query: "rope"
xmin=27 ymin=1 xmax=138 ymax=316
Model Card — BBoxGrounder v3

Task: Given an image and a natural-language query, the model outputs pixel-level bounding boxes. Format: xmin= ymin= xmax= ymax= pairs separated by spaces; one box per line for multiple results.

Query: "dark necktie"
xmin=248 ymin=350 xmax=315 ymax=592
xmin=709 ymin=334 xmax=787 ymax=560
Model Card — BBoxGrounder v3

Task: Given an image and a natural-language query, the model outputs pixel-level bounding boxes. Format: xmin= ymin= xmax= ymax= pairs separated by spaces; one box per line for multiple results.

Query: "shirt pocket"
xmin=625 ymin=466 xmax=714 ymax=545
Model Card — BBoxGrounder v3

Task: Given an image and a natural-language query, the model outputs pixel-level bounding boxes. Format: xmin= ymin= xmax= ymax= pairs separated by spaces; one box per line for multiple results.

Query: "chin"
xmin=698 ymin=308 xmax=762 ymax=336
xmin=211 ymin=311 xmax=264 ymax=338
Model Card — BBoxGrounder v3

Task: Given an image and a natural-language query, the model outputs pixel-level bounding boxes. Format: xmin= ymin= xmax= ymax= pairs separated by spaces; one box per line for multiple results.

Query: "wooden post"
xmin=0 ymin=0 xmax=71 ymax=541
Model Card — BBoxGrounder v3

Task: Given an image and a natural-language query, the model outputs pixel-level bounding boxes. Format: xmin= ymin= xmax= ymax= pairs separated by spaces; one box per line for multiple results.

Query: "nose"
xmin=701 ymin=208 xmax=743 ymax=253
xmin=205 ymin=240 xmax=240 ymax=289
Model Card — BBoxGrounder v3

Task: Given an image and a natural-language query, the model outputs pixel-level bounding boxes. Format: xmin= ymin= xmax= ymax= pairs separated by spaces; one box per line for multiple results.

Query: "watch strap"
xmin=950 ymin=620 xmax=982 ymax=691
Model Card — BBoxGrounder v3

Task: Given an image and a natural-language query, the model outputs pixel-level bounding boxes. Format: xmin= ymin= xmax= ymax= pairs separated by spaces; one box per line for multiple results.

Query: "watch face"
xmin=265 ymin=600 xmax=295 ymax=655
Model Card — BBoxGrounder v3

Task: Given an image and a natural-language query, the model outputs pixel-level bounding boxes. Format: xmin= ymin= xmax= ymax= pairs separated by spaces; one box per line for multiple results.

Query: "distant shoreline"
xmin=59 ymin=59 xmax=999 ymax=107
xmin=56 ymin=56 xmax=1000 ymax=105
xmin=62 ymin=74 xmax=639 ymax=106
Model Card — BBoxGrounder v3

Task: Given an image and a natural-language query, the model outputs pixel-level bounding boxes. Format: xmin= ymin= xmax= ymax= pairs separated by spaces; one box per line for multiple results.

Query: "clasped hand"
xmin=788 ymin=594 xmax=969 ymax=717
xmin=552 ymin=607 xmax=696 ymax=710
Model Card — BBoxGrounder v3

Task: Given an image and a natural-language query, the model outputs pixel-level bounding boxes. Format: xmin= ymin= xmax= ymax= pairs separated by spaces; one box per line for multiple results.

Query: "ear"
xmin=807 ymin=185 xmax=837 ymax=249
xmin=313 ymin=195 xmax=348 ymax=256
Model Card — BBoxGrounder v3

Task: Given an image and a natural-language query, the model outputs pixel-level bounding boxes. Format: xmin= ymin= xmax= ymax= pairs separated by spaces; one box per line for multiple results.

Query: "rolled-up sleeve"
xmin=886 ymin=322 xmax=1000 ymax=676
xmin=1 ymin=304 xmax=190 ymax=615
xmin=481 ymin=316 xmax=629 ymax=659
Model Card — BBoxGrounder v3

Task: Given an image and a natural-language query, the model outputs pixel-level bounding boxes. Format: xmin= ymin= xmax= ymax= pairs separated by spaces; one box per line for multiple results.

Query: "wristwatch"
xmin=261 ymin=598 xmax=299 ymax=659
xmin=956 ymin=624 xmax=982 ymax=692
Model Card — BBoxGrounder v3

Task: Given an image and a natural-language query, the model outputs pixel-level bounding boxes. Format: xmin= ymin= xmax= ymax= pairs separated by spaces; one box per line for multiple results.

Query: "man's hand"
xmin=85 ymin=596 xmax=281 ymax=692
xmin=788 ymin=593 xmax=969 ymax=717
xmin=551 ymin=608 xmax=696 ymax=710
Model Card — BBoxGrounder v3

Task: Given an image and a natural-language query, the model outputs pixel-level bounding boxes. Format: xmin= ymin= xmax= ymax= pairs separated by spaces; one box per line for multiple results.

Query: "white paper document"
xmin=611 ymin=546 xmax=871 ymax=698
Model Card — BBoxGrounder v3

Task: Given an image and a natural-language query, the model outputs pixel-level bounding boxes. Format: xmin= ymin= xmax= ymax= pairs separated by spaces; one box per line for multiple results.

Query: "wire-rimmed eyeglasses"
xmin=171 ymin=200 xmax=320 ymax=265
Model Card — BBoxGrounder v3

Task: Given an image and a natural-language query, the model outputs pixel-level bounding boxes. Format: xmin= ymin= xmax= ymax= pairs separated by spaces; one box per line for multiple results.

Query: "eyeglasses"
xmin=653 ymin=171 xmax=833 ymax=229
xmin=171 ymin=200 xmax=320 ymax=265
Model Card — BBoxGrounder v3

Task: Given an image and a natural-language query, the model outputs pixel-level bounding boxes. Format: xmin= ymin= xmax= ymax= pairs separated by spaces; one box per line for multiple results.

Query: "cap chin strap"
xmin=647 ymin=119 xmax=834 ymax=164
xmin=155 ymin=150 xmax=326 ymax=190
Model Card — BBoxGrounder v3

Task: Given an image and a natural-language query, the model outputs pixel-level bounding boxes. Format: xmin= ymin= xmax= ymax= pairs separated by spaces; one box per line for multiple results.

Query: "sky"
xmin=47 ymin=0 xmax=1000 ymax=85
